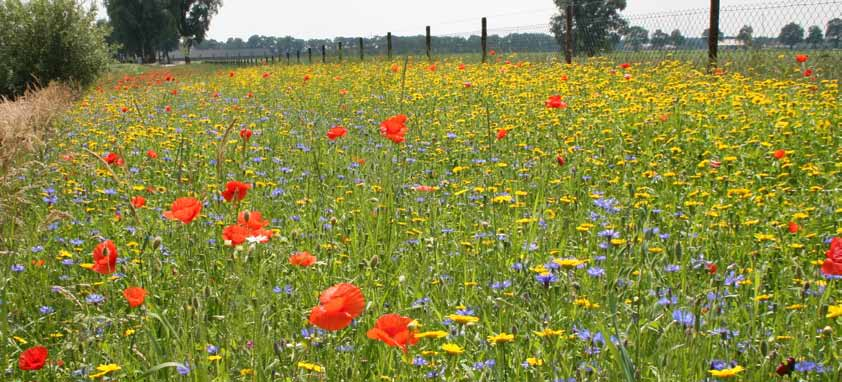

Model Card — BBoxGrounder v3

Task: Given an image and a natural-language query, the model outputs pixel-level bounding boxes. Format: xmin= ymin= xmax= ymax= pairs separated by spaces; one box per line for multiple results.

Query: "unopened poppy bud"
xmin=151 ymin=236 xmax=162 ymax=251
xmin=242 ymin=211 xmax=250 ymax=222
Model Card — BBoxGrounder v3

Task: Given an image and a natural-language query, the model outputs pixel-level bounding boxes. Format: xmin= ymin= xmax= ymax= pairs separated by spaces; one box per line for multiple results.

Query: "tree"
xmin=825 ymin=18 xmax=841 ymax=48
xmin=805 ymin=26 xmax=823 ymax=48
xmin=670 ymin=29 xmax=685 ymax=48
xmin=105 ymin=0 xmax=177 ymax=63
xmin=650 ymin=29 xmax=669 ymax=48
xmin=169 ymin=0 xmax=222 ymax=63
xmin=550 ymin=0 xmax=628 ymax=57
xmin=624 ymin=26 xmax=648 ymax=51
xmin=778 ymin=22 xmax=804 ymax=49
xmin=736 ymin=25 xmax=753 ymax=48
xmin=0 ymin=0 xmax=112 ymax=97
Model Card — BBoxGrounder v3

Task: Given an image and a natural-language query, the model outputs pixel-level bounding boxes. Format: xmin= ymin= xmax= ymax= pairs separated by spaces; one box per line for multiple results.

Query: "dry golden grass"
xmin=0 ymin=83 xmax=75 ymax=242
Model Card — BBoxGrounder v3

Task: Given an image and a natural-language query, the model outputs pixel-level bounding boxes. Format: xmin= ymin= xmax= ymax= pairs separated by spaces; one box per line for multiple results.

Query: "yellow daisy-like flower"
xmin=553 ymin=258 xmax=587 ymax=268
xmin=487 ymin=333 xmax=515 ymax=345
xmin=441 ymin=343 xmax=464 ymax=355
xmin=708 ymin=365 xmax=744 ymax=378
xmin=827 ymin=305 xmax=842 ymax=319
xmin=525 ymin=357 xmax=543 ymax=366
xmin=416 ymin=330 xmax=448 ymax=339
xmin=208 ymin=355 xmax=222 ymax=361
xmin=89 ymin=364 xmax=121 ymax=379
xmin=297 ymin=361 xmax=324 ymax=373
xmin=446 ymin=314 xmax=479 ymax=325
xmin=533 ymin=328 xmax=565 ymax=337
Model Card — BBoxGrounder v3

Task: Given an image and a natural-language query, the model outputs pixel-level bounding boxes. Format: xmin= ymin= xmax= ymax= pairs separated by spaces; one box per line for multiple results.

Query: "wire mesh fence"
xmin=188 ymin=0 xmax=841 ymax=75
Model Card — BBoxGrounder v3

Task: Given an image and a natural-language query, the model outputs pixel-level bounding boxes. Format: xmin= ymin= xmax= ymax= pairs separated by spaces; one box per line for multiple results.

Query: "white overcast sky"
xmin=91 ymin=0 xmax=837 ymax=40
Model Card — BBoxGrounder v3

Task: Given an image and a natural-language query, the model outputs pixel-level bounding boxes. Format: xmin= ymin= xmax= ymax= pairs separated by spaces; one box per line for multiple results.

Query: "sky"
xmin=201 ymin=0 xmax=829 ymax=41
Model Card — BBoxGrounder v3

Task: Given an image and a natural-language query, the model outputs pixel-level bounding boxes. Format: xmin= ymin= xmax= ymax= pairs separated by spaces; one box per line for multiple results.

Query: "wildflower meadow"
xmin=2 ymin=55 xmax=841 ymax=381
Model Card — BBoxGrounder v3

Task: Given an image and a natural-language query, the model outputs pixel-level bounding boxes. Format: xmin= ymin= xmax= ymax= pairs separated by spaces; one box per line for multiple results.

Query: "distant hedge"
xmin=0 ymin=0 xmax=112 ymax=98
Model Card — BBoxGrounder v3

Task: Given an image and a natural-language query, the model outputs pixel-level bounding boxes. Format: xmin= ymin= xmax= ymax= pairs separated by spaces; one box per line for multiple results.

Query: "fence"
xmin=180 ymin=0 xmax=841 ymax=74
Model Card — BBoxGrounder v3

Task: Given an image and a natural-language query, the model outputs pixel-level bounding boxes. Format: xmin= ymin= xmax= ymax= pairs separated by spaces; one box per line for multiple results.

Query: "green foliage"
xmin=805 ymin=26 xmax=823 ymax=47
xmin=0 ymin=0 xmax=111 ymax=98
xmin=624 ymin=26 xmax=649 ymax=51
xmin=670 ymin=29 xmax=686 ymax=47
xmin=105 ymin=0 xmax=178 ymax=63
xmin=737 ymin=25 xmax=753 ymax=47
xmin=650 ymin=29 xmax=669 ymax=49
xmin=778 ymin=22 xmax=805 ymax=49
xmin=170 ymin=0 xmax=222 ymax=58
xmin=550 ymin=0 xmax=628 ymax=57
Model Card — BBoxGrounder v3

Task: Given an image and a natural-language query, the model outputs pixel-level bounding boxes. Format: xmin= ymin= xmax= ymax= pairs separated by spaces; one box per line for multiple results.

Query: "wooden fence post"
xmin=387 ymin=32 xmax=392 ymax=59
xmin=426 ymin=26 xmax=431 ymax=60
xmin=564 ymin=5 xmax=573 ymax=64
xmin=296 ymin=50 xmax=300 ymax=63
xmin=322 ymin=45 xmax=326 ymax=63
xmin=359 ymin=37 xmax=364 ymax=61
xmin=286 ymin=51 xmax=290 ymax=64
xmin=709 ymin=0 xmax=720 ymax=69
xmin=308 ymin=47 xmax=312 ymax=64
xmin=339 ymin=42 xmax=343 ymax=62
xmin=481 ymin=17 xmax=487 ymax=63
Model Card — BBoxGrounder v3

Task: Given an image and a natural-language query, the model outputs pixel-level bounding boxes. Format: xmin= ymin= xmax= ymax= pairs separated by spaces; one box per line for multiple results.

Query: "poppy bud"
xmin=152 ymin=236 xmax=162 ymax=251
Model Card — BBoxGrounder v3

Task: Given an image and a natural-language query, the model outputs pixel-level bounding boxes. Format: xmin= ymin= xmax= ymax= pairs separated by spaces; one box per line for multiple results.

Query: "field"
xmin=2 ymin=55 xmax=841 ymax=381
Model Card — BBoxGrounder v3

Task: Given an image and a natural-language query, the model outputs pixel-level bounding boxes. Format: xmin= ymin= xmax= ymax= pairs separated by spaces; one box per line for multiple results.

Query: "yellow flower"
xmin=525 ymin=357 xmax=543 ymax=366
xmin=240 ymin=368 xmax=255 ymax=376
xmin=533 ymin=328 xmax=565 ymax=337
xmin=708 ymin=365 xmax=744 ymax=378
xmin=487 ymin=333 xmax=515 ymax=345
xmin=297 ymin=361 xmax=324 ymax=373
xmin=827 ymin=305 xmax=842 ymax=319
xmin=89 ymin=364 xmax=121 ymax=379
xmin=573 ymin=298 xmax=600 ymax=309
xmin=553 ymin=258 xmax=586 ymax=268
xmin=416 ymin=330 xmax=448 ymax=339
xmin=446 ymin=314 xmax=479 ymax=325
xmin=208 ymin=355 xmax=222 ymax=361
xmin=441 ymin=343 xmax=464 ymax=355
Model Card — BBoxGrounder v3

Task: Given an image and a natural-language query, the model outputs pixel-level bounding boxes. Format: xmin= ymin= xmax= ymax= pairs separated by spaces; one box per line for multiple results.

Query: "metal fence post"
xmin=565 ymin=4 xmax=573 ymax=64
xmin=481 ymin=17 xmax=488 ymax=63
xmin=709 ymin=0 xmax=720 ymax=69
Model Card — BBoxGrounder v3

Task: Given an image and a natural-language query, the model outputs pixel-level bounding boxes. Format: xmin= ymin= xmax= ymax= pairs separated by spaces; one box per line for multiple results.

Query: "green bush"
xmin=0 ymin=0 xmax=112 ymax=98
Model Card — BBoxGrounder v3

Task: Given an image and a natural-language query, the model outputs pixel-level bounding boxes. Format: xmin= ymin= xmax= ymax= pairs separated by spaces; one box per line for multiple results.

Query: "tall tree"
xmin=702 ymin=28 xmax=724 ymax=41
xmin=805 ymin=26 xmax=823 ymax=48
xmin=736 ymin=25 xmax=753 ymax=48
xmin=105 ymin=0 xmax=177 ymax=63
xmin=824 ymin=18 xmax=841 ymax=48
xmin=670 ymin=29 xmax=685 ymax=48
xmin=549 ymin=0 xmax=628 ymax=57
xmin=778 ymin=22 xmax=804 ymax=49
xmin=624 ymin=26 xmax=649 ymax=51
xmin=650 ymin=29 xmax=669 ymax=49
xmin=169 ymin=0 xmax=222 ymax=63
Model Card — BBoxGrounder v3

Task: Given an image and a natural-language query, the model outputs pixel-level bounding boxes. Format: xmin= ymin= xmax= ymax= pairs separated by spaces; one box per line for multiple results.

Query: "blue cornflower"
xmin=672 ymin=309 xmax=695 ymax=327
xmin=85 ymin=294 xmax=105 ymax=304
xmin=11 ymin=264 xmax=25 ymax=272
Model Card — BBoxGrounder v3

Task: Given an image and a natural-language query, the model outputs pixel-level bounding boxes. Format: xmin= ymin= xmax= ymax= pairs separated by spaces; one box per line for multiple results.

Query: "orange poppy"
xmin=238 ymin=210 xmax=269 ymax=230
xmin=92 ymin=240 xmax=117 ymax=275
xmin=327 ymin=126 xmax=348 ymax=140
xmin=496 ymin=129 xmax=508 ymax=140
xmin=289 ymin=252 xmax=317 ymax=266
xmin=773 ymin=149 xmax=786 ymax=160
xmin=130 ymin=196 xmax=145 ymax=208
xmin=222 ymin=181 xmax=251 ymax=202
xmin=123 ymin=287 xmax=147 ymax=308
xmin=163 ymin=197 xmax=202 ymax=224
xmin=366 ymin=313 xmax=418 ymax=352
xmin=380 ymin=115 xmax=408 ymax=144
xmin=309 ymin=283 xmax=365 ymax=331
xmin=223 ymin=224 xmax=251 ymax=246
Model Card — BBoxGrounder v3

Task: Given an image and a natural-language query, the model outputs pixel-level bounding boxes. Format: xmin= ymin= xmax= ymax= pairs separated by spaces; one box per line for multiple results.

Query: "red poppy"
xmin=262 ymin=72 xmax=270 ymax=78
xmin=496 ymin=129 xmax=508 ymax=140
xmin=289 ymin=252 xmax=317 ymax=266
xmin=458 ymin=63 xmax=466 ymax=70
xmin=120 ymin=106 xmax=129 ymax=113
xmin=620 ymin=63 xmax=631 ymax=69
xmin=804 ymin=69 xmax=813 ymax=77
xmin=561 ymin=74 xmax=568 ymax=81
xmin=304 ymin=74 xmax=312 ymax=81
xmin=229 ymin=71 xmax=235 ymax=77
xmin=223 ymin=224 xmax=251 ymax=246
xmin=18 ymin=346 xmax=48 ymax=371
xmin=146 ymin=150 xmax=158 ymax=159
xmin=104 ymin=152 xmax=124 ymax=166
xmin=427 ymin=64 xmax=437 ymax=72
xmin=787 ymin=221 xmax=799 ymax=233
xmin=123 ymin=287 xmax=147 ymax=308
xmin=545 ymin=95 xmax=568 ymax=109
xmin=164 ymin=105 xmax=172 ymax=112
xmin=776 ymin=357 xmax=796 ymax=376
xmin=795 ymin=54 xmax=808 ymax=63
xmin=773 ymin=149 xmax=786 ymax=159
xmin=238 ymin=210 xmax=269 ymax=230
xmin=380 ymin=114 xmax=408 ymax=144
xmin=556 ymin=155 xmax=566 ymax=166
xmin=339 ymin=89 xmax=348 ymax=95
xmin=390 ymin=63 xmax=400 ymax=73
xmin=709 ymin=160 xmax=721 ymax=168
xmin=222 ymin=181 xmax=251 ymax=202
xmin=366 ymin=313 xmax=418 ymax=352
xmin=489 ymin=49 xmax=496 ymax=56
xmin=821 ymin=237 xmax=842 ymax=276
xmin=327 ymin=126 xmax=348 ymax=140
xmin=92 ymin=240 xmax=117 ymax=275
xmin=170 ymin=89 xmax=178 ymax=96
xmin=239 ymin=128 xmax=253 ymax=141
xmin=130 ymin=196 xmax=145 ymax=208
xmin=463 ymin=82 xmax=472 ymax=88
xmin=309 ymin=283 xmax=365 ymax=331
xmin=415 ymin=185 xmax=435 ymax=192
xmin=163 ymin=197 xmax=202 ymax=224
xmin=705 ymin=262 xmax=717 ymax=274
